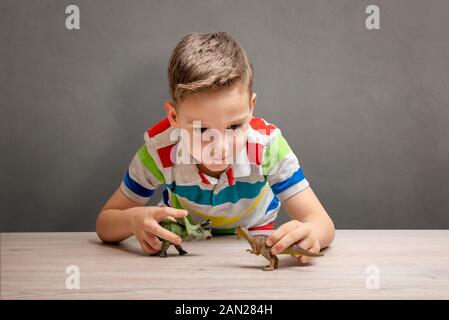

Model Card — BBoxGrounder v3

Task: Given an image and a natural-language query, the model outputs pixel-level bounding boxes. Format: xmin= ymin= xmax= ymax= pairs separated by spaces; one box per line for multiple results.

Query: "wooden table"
xmin=1 ymin=230 xmax=448 ymax=299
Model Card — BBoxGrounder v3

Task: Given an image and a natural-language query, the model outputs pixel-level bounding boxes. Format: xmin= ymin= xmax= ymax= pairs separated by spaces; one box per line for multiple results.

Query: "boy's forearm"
xmin=96 ymin=208 xmax=136 ymax=243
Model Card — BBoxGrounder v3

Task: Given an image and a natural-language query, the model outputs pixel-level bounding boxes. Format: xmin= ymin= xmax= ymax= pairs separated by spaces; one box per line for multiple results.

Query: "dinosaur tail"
xmin=281 ymin=244 xmax=324 ymax=257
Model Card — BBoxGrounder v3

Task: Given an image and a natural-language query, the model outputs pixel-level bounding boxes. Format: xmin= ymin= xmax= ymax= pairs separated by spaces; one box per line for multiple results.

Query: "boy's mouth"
xmin=211 ymin=156 xmax=227 ymax=161
xmin=210 ymin=153 xmax=231 ymax=161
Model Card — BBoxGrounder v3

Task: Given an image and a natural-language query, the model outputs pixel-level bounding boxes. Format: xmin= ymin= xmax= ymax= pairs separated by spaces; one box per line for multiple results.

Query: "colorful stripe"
xmin=225 ymin=167 xmax=235 ymax=185
xmin=249 ymin=117 xmax=276 ymax=135
xmin=177 ymin=181 xmax=269 ymax=227
xmin=124 ymin=170 xmax=154 ymax=198
xmin=247 ymin=141 xmax=264 ymax=165
xmin=271 ymin=167 xmax=305 ymax=195
xmin=211 ymin=219 xmax=275 ymax=235
xmin=198 ymin=171 xmax=211 ymax=184
xmin=262 ymin=131 xmax=292 ymax=175
xmin=166 ymin=179 xmax=267 ymax=206
xmin=249 ymin=220 xmax=275 ymax=231
xmin=148 ymin=117 xmax=171 ymax=137
xmin=162 ymin=187 xmax=170 ymax=206
xmin=137 ymin=144 xmax=165 ymax=183
xmin=156 ymin=143 xmax=176 ymax=168
xmin=265 ymin=194 xmax=280 ymax=215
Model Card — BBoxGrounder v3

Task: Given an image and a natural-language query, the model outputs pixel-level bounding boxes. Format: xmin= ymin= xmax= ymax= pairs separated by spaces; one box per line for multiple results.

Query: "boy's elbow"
xmin=95 ymin=214 xmax=105 ymax=241
xmin=324 ymin=216 xmax=336 ymax=248
xmin=95 ymin=211 xmax=122 ymax=245
xmin=95 ymin=211 xmax=110 ymax=243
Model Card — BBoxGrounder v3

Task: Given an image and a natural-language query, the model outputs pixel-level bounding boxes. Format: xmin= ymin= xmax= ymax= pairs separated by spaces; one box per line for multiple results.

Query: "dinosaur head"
xmin=235 ymin=225 xmax=251 ymax=240
xmin=183 ymin=217 xmax=212 ymax=241
xmin=235 ymin=226 xmax=245 ymax=239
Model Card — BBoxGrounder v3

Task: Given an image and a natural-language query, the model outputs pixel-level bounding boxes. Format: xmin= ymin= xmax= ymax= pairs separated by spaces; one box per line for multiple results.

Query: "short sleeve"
xmin=262 ymin=129 xmax=309 ymax=202
xmin=119 ymin=139 xmax=165 ymax=204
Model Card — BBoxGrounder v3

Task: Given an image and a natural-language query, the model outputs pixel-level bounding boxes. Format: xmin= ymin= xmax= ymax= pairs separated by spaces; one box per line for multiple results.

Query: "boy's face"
xmin=165 ymin=82 xmax=256 ymax=173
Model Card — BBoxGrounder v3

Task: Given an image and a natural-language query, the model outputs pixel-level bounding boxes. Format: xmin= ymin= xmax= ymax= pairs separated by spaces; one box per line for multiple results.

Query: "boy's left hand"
xmin=265 ymin=220 xmax=321 ymax=264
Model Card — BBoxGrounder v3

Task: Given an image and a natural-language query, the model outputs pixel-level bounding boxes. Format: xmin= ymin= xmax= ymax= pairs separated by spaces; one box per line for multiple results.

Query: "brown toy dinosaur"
xmin=235 ymin=225 xmax=324 ymax=271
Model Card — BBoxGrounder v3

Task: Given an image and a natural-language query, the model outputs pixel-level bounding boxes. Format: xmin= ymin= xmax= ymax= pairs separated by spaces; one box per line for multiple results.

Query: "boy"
xmin=96 ymin=32 xmax=335 ymax=264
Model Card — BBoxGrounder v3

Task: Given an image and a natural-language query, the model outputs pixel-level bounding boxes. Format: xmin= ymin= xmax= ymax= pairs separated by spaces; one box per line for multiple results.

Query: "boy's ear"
xmin=164 ymin=101 xmax=179 ymax=127
xmin=250 ymin=92 xmax=257 ymax=115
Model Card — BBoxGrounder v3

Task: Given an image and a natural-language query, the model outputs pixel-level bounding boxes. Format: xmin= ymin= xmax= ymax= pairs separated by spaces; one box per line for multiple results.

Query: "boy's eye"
xmin=194 ymin=124 xmax=242 ymax=133
xmin=195 ymin=127 xmax=208 ymax=133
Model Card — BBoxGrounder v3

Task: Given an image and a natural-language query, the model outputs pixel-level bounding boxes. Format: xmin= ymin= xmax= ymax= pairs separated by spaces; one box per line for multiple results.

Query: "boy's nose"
xmin=215 ymin=146 xmax=231 ymax=159
xmin=211 ymin=139 xmax=231 ymax=158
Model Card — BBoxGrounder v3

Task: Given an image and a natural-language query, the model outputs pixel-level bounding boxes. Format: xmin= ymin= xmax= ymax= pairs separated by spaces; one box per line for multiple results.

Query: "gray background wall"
xmin=1 ymin=0 xmax=448 ymax=231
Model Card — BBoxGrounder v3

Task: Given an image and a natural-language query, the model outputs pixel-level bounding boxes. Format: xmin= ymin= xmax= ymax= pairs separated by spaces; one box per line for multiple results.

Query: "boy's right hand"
xmin=127 ymin=206 xmax=188 ymax=255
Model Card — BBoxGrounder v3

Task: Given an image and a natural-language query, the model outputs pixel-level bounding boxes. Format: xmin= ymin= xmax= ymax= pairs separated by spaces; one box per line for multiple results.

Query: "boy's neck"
xmin=196 ymin=163 xmax=227 ymax=179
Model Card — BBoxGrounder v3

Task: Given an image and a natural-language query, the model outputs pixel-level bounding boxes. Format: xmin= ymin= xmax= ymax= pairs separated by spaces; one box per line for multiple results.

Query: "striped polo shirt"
xmin=120 ymin=116 xmax=309 ymax=235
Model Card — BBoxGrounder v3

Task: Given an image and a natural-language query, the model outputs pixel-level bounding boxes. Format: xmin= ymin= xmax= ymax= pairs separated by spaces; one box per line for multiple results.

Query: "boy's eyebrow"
xmin=229 ymin=115 xmax=249 ymax=126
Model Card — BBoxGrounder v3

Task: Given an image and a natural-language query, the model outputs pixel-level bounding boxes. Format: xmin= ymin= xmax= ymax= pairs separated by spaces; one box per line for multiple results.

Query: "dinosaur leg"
xmin=159 ymin=240 xmax=171 ymax=258
xmin=273 ymin=255 xmax=279 ymax=269
xmin=174 ymin=244 xmax=188 ymax=256
xmin=261 ymin=252 xmax=276 ymax=271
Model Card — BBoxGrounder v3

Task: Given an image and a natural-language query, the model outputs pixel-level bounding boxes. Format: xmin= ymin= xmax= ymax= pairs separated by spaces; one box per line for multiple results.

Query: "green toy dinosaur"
xmin=154 ymin=217 xmax=212 ymax=258
xmin=236 ymin=225 xmax=324 ymax=271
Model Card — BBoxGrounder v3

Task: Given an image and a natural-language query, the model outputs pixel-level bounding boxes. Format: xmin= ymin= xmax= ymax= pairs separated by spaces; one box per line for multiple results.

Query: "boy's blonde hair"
xmin=168 ymin=32 xmax=254 ymax=104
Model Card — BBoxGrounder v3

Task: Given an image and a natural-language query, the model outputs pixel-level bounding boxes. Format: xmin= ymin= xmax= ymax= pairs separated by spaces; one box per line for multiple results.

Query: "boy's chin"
xmin=201 ymin=162 xmax=230 ymax=172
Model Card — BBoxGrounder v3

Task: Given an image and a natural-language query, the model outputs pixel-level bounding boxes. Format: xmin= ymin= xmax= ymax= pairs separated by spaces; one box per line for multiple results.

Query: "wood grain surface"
xmin=1 ymin=230 xmax=448 ymax=299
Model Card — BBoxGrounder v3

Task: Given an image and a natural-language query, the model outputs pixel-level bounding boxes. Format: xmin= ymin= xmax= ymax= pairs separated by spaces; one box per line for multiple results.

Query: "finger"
xmin=299 ymin=241 xmax=321 ymax=264
xmin=298 ymin=255 xmax=311 ymax=264
xmin=142 ymin=232 xmax=162 ymax=251
xmin=291 ymin=237 xmax=314 ymax=260
xmin=153 ymin=207 xmax=188 ymax=221
xmin=145 ymin=221 xmax=182 ymax=245
xmin=266 ymin=220 xmax=301 ymax=247
xmin=297 ymin=237 xmax=315 ymax=251
xmin=272 ymin=227 xmax=310 ymax=255
xmin=138 ymin=237 xmax=159 ymax=255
